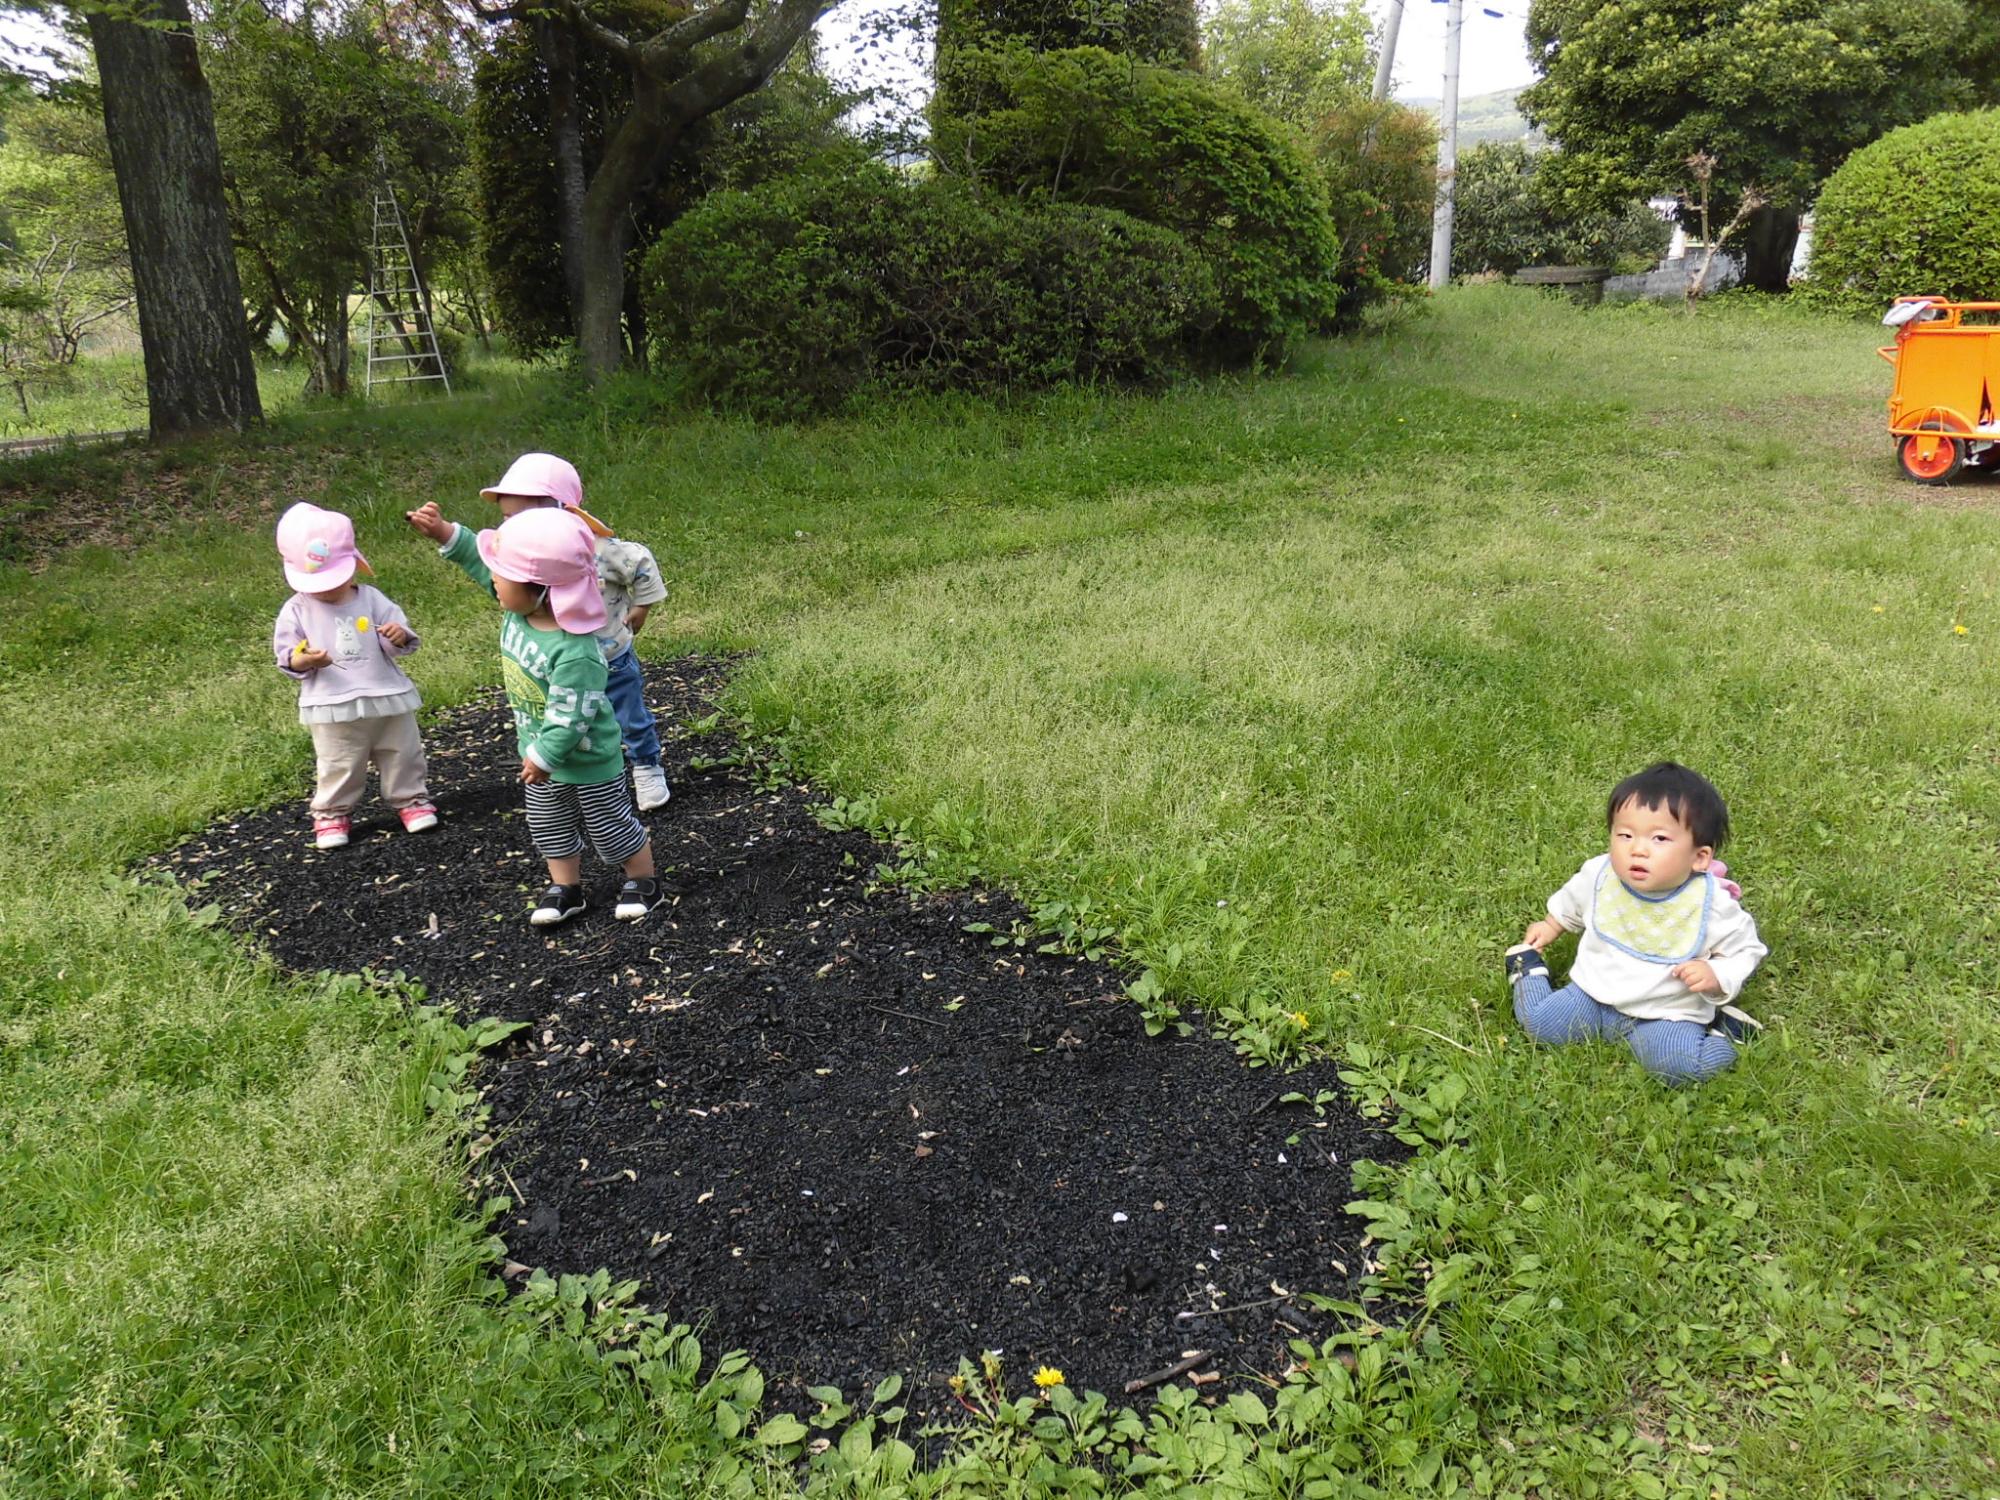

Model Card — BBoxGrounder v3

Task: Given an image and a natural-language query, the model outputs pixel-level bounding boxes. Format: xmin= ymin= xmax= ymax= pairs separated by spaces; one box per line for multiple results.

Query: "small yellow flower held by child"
xmin=1032 ymin=1366 xmax=1065 ymax=1390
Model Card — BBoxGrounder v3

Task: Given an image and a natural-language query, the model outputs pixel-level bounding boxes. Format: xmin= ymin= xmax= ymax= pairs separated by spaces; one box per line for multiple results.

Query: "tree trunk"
xmin=575 ymin=79 xmax=668 ymax=382
xmin=302 ymin=291 xmax=351 ymax=398
xmin=1737 ymin=205 xmax=1801 ymax=293
xmin=86 ymin=0 xmax=261 ymax=439
xmin=538 ymin=17 xmax=592 ymax=333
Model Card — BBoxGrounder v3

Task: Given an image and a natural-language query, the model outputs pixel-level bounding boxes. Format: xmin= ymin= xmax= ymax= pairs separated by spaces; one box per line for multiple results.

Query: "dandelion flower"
xmin=1872 ymin=606 xmax=1885 ymax=615
xmin=1954 ymin=624 xmax=1969 ymax=636
xmin=1331 ymin=968 xmax=1353 ymax=984
xmin=1033 ymin=1366 xmax=1065 ymax=1389
xmin=1288 ymin=1010 xmax=1310 ymax=1028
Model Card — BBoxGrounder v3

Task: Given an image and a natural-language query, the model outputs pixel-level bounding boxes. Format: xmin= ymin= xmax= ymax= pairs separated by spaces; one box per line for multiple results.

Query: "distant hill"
xmin=1401 ymin=86 xmax=1542 ymax=148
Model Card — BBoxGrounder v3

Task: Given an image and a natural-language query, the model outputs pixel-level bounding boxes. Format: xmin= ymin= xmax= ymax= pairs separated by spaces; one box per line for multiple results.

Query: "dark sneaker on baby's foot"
xmin=1710 ymin=1004 xmax=1763 ymax=1043
xmin=529 ymin=883 xmax=587 ymax=927
xmin=614 ymin=877 xmax=665 ymax=922
xmin=1504 ymin=943 xmax=1548 ymax=987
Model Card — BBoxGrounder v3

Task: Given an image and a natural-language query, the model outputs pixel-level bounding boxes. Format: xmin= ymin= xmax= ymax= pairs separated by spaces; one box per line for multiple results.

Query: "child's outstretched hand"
xmin=1671 ymin=959 xmax=1722 ymax=996
xmin=405 ymin=502 xmax=452 ymax=543
xmin=378 ymin=620 xmax=412 ymax=647
xmin=1520 ymin=918 xmax=1564 ymax=950
xmin=291 ymin=640 xmax=333 ymax=671
xmin=520 ymin=758 xmax=550 ymax=786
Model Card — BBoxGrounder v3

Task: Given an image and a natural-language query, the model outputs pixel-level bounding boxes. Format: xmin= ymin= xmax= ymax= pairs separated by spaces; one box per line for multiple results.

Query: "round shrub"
xmin=1307 ymin=98 xmax=1436 ymax=326
xmin=642 ymin=164 xmax=1217 ymax=418
xmin=1803 ymin=109 xmax=2000 ymax=314
xmin=930 ymin=44 xmax=1339 ymax=363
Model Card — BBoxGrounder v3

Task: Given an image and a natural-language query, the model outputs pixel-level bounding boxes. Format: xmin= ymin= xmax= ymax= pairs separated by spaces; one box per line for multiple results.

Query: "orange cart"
xmin=1879 ymin=297 xmax=2000 ymax=484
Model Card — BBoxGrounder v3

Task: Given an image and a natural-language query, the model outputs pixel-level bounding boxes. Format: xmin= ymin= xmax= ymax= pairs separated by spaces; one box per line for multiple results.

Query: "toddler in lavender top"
xmin=272 ymin=502 xmax=437 ymax=849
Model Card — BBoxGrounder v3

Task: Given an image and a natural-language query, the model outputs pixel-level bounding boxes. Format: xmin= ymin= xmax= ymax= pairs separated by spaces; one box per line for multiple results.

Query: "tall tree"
xmin=471 ymin=12 xmax=859 ymax=364
xmin=1201 ymin=0 xmax=1371 ymax=130
xmin=1520 ymin=0 xmax=2000 ymax=290
xmin=0 ymin=88 xmax=132 ymax=384
xmin=82 ymin=0 xmax=260 ymax=435
xmin=470 ymin=0 xmax=838 ymax=382
xmin=205 ymin=0 xmax=473 ymax=398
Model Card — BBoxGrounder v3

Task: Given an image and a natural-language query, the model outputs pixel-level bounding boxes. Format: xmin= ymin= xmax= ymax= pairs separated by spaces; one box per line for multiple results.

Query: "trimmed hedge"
xmin=642 ymin=165 xmax=1217 ymax=418
xmin=931 ymin=44 xmax=1340 ymax=363
xmin=1803 ymin=109 xmax=2000 ymax=314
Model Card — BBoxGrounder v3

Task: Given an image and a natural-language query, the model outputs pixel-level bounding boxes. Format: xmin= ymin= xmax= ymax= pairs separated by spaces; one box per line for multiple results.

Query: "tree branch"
xmin=654 ymin=0 xmax=830 ymax=122
xmin=554 ymin=0 xmax=638 ymax=61
xmin=638 ymin=0 xmax=748 ymax=70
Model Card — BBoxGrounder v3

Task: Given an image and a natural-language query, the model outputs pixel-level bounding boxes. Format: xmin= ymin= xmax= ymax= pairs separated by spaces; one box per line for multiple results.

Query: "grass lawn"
xmin=0 ymin=344 xmax=539 ymax=443
xmin=2 ymin=286 xmax=1996 ymax=1498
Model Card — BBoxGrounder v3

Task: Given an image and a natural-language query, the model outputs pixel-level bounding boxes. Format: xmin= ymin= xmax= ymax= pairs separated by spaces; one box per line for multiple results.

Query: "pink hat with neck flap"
xmin=476 ymin=507 xmax=608 ymax=637
xmin=276 ymin=501 xmax=373 ymax=593
xmin=480 ymin=451 xmax=613 ymax=538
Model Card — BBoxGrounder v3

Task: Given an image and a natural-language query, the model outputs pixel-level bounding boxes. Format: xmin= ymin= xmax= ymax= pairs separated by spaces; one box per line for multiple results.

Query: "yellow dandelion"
xmin=1954 ymin=624 xmax=1969 ymax=636
xmin=1288 ymin=1010 xmax=1310 ymax=1028
xmin=1033 ymin=1366 xmax=1065 ymax=1389
xmin=1331 ymin=968 xmax=1353 ymax=984
xmin=355 ymin=616 xmax=371 ymax=632
xmin=1872 ymin=606 xmax=1885 ymax=615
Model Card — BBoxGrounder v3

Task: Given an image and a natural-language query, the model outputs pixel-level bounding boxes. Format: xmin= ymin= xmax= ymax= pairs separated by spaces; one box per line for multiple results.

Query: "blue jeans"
xmin=603 ymin=645 xmax=661 ymax=769
xmin=1514 ymin=972 xmax=1737 ymax=1085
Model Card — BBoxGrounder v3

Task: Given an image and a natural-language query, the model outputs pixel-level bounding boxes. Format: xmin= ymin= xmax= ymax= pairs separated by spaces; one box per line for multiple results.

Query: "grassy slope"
xmin=1 ymin=288 xmax=1995 ymax=1497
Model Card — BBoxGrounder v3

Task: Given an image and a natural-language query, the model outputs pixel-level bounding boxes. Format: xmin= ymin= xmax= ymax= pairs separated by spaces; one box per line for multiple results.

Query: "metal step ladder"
xmin=363 ymin=169 xmax=451 ymax=399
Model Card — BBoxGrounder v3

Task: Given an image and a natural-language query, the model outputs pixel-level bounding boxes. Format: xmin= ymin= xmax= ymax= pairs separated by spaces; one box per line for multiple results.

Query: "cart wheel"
xmin=1899 ymin=422 xmax=1964 ymax=485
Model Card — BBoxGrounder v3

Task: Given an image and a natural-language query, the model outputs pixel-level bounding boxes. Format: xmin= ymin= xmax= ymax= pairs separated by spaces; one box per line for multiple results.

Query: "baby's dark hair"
xmin=1607 ymin=761 xmax=1730 ymax=849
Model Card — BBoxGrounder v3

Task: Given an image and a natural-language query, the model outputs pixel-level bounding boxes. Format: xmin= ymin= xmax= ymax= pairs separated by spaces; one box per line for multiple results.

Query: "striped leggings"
xmin=523 ymin=775 xmax=649 ymax=866
xmin=1514 ymin=973 xmax=1738 ymax=1086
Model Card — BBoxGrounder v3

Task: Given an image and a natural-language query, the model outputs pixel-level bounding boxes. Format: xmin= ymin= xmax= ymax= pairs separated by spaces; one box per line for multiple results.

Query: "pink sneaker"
xmin=313 ymin=814 xmax=351 ymax=850
xmin=398 ymin=803 xmax=439 ymax=834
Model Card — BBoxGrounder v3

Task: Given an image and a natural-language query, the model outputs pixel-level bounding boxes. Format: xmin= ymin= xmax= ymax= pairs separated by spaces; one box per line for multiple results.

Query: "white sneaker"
xmin=632 ymin=763 xmax=671 ymax=811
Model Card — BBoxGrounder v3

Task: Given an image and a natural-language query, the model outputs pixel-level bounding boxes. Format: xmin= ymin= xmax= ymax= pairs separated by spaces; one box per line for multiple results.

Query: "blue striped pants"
xmin=1514 ymin=973 xmax=1737 ymax=1085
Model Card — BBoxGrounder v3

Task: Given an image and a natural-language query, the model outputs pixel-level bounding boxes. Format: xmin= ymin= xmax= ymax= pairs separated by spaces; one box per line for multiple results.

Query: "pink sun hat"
xmin=276 ymin=501 xmax=374 ymax=593
xmin=476 ymin=507 xmax=609 ymax=637
xmin=479 ymin=451 xmax=613 ymax=538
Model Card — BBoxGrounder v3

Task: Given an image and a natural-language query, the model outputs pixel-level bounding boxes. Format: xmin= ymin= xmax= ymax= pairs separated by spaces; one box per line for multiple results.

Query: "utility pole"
xmin=1371 ymin=0 xmax=1405 ymax=101
xmin=1427 ymin=0 xmax=1464 ymax=290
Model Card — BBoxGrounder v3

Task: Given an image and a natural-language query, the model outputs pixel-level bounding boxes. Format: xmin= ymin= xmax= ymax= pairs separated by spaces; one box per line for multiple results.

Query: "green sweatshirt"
xmin=442 ymin=524 xmax=623 ymax=785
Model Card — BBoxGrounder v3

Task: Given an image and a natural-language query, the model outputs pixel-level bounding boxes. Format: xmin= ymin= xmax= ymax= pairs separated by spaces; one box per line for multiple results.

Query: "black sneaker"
xmin=614 ymin=877 xmax=665 ymax=922
xmin=529 ymin=883 xmax=587 ymax=927
xmin=1504 ymin=943 xmax=1549 ymax=987
xmin=1710 ymin=1005 xmax=1763 ymax=1043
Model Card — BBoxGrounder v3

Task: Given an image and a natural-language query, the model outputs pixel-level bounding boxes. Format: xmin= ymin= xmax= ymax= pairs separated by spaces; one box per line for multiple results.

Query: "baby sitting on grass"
xmin=1506 ymin=762 xmax=1767 ymax=1085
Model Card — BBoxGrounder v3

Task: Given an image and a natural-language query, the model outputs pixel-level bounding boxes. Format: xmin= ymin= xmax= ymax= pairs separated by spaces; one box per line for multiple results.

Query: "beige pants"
xmin=308 ymin=711 xmax=430 ymax=815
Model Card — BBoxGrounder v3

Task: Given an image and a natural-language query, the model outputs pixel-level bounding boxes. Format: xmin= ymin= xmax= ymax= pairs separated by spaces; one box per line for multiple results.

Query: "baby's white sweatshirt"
xmin=1547 ymin=854 xmax=1767 ymax=1025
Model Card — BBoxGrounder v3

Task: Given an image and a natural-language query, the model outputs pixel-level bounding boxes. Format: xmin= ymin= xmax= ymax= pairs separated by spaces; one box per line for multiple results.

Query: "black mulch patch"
xmin=154 ymin=655 xmax=1405 ymax=1426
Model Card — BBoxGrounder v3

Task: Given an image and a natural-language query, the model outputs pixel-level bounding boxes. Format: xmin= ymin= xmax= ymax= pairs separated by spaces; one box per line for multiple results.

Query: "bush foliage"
xmin=1451 ymin=142 xmax=1670 ymax=276
xmin=643 ymin=165 xmax=1217 ymax=417
xmin=1802 ymin=108 xmax=2000 ymax=313
xmin=932 ymin=44 xmax=1341 ymax=360
xmin=1307 ymin=98 xmax=1436 ymax=320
